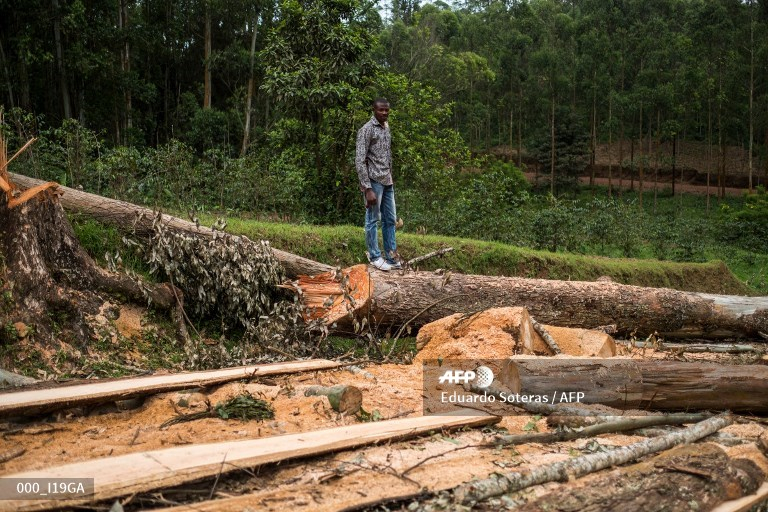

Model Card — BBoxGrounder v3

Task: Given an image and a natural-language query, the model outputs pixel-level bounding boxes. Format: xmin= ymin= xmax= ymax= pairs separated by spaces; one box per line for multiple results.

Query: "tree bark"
xmin=0 ymin=40 xmax=15 ymax=109
xmin=0 ymin=183 xmax=184 ymax=347
xmin=515 ymin=443 xmax=765 ymax=512
xmin=240 ymin=14 xmax=259 ymax=156
xmin=51 ymin=0 xmax=72 ymax=119
xmin=304 ymin=384 xmax=363 ymax=414
xmin=361 ymin=269 xmax=768 ymax=340
xmin=203 ymin=2 xmax=212 ymax=109
xmin=454 ymin=414 xmax=733 ymax=505
xmin=503 ymin=357 xmax=768 ymax=413
xmin=10 ymin=173 xmax=334 ymax=278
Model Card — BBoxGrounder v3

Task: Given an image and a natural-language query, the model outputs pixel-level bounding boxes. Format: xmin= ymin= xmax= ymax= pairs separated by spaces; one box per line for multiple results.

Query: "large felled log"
xmin=10 ymin=173 xmax=334 ymax=278
xmin=300 ymin=265 xmax=768 ymax=340
xmin=15 ymin=174 xmax=768 ymax=340
xmin=500 ymin=357 xmax=768 ymax=413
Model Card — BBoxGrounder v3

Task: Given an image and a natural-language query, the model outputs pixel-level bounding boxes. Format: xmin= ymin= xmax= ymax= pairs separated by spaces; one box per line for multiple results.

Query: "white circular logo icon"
xmin=474 ymin=366 xmax=494 ymax=389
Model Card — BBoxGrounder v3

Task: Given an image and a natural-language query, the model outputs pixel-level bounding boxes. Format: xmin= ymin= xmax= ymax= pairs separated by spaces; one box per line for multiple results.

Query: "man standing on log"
xmin=356 ymin=98 xmax=401 ymax=271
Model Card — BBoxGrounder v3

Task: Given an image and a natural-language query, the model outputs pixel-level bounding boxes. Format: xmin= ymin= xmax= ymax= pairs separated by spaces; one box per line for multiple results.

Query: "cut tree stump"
xmin=0 ymin=359 xmax=341 ymax=417
xmin=502 ymin=357 xmax=768 ymax=413
xmin=10 ymin=173 xmax=334 ymax=279
xmin=0 ymin=177 xmax=186 ymax=347
xmin=304 ymin=384 xmax=363 ymax=414
xmin=515 ymin=443 xmax=766 ymax=512
xmin=0 ymin=409 xmax=498 ymax=512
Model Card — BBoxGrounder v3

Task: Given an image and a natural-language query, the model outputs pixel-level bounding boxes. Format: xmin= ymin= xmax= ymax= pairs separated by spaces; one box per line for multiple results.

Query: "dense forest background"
xmin=1 ymin=0 xmax=767 ymax=267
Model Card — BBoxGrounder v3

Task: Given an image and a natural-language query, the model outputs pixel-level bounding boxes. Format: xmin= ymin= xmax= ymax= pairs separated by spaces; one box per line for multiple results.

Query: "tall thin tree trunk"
xmin=119 ymin=0 xmax=132 ymax=144
xmin=550 ymin=93 xmax=555 ymax=196
xmin=203 ymin=3 xmax=212 ymax=109
xmin=590 ymin=76 xmax=597 ymax=189
xmin=671 ymin=134 xmax=676 ymax=197
xmin=517 ymin=86 xmax=523 ymax=169
xmin=653 ymin=110 xmax=659 ymax=213
xmin=747 ymin=0 xmax=755 ymax=192
xmin=717 ymin=69 xmax=725 ymax=200
xmin=707 ymin=98 xmax=712 ymax=213
xmin=0 ymin=40 xmax=15 ymax=108
xmin=638 ymin=101 xmax=644 ymax=209
xmin=51 ymin=0 xmax=72 ymax=119
xmin=240 ymin=15 xmax=259 ymax=157
xmin=608 ymin=92 xmax=613 ymax=197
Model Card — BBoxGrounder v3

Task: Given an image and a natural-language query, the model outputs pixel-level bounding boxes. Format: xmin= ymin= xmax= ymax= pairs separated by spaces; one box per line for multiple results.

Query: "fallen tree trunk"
xmin=10 ymin=173 xmax=334 ymax=278
xmin=500 ymin=357 xmax=768 ymax=413
xmin=301 ymin=265 xmax=768 ymax=340
xmin=15 ymin=174 xmax=767 ymax=340
xmin=454 ymin=414 xmax=733 ymax=505
xmin=515 ymin=443 xmax=766 ymax=512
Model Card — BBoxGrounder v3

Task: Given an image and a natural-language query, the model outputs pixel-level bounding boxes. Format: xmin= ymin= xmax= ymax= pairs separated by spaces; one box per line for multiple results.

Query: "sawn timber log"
xmin=501 ymin=357 xmax=768 ymax=413
xmin=300 ymin=265 xmax=768 ymax=340
xmin=15 ymin=174 xmax=767 ymax=339
xmin=10 ymin=172 xmax=334 ymax=278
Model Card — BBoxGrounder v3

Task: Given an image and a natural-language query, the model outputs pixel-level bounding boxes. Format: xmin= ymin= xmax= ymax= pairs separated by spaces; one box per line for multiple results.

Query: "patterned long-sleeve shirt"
xmin=356 ymin=116 xmax=392 ymax=191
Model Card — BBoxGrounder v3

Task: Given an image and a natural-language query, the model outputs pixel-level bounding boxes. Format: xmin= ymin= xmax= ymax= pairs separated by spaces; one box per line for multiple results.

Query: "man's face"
xmin=373 ymin=103 xmax=390 ymax=124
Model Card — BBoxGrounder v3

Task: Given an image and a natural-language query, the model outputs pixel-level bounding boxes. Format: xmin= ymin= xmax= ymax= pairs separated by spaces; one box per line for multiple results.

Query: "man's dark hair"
xmin=372 ymin=97 xmax=390 ymax=108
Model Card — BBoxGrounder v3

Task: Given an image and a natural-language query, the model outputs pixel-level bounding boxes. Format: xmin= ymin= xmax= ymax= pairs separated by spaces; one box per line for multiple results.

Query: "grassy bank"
xmin=191 ymin=215 xmax=754 ymax=295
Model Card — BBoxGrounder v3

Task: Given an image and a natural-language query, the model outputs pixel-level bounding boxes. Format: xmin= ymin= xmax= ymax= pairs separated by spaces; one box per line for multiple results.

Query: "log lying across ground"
xmin=0 ymin=409 xmax=498 ymax=512
xmin=455 ymin=414 xmax=734 ymax=504
xmin=0 ymin=359 xmax=341 ymax=417
xmin=515 ymin=442 xmax=766 ymax=512
xmin=16 ymin=173 xmax=767 ymax=340
xmin=302 ymin=265 xmax=768 ymax=340
xmin=10 ymin=173 xmax=334 ymax=278
xmin=501 ymin=357 xmax=768 ymax=413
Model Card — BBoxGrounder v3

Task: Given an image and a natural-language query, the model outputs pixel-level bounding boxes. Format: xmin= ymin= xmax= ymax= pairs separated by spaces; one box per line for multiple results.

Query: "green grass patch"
xmin=196 ymin=214 xmax=753 ymax=295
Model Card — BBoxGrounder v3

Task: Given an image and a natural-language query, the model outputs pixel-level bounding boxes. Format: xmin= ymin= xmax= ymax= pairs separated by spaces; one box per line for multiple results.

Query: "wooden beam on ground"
xmin=0 ymin=410 xmax=498 ymax=512
xmin=503 ymin=357 xmax=768 ymax=413
xmin=0 ymin=359 xmax=341 ymax=417
xmin=10 ymin=172 xmax=334 ymax=278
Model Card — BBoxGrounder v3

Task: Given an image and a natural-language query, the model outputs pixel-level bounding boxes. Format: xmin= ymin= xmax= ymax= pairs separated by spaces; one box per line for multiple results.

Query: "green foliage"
xmin=145 ymin=216 xmax=286 ymax=335
xmin=530 ymin=110 xmax=590 ymax=193
xmin=718 ymin=186 xmax=768 ymax=253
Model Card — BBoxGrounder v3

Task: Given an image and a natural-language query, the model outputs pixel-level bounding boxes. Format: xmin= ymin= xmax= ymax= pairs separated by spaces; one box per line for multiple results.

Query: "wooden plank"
xmin=0 ymin=410 xmax=498 ymax=512
xmin=0 ymin=359 xmax=341 ymax=417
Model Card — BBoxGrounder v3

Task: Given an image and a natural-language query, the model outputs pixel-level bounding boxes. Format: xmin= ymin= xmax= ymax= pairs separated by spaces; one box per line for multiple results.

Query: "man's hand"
xmin=364 ymin=188 xmax=377 ymax=208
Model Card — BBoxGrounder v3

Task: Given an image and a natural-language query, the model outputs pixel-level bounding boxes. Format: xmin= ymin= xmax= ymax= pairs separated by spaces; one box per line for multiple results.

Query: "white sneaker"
xmin=388 ymin=260 xmax=402 ymax=270
xmin=370 ymin=257 xmax=393 ymax=271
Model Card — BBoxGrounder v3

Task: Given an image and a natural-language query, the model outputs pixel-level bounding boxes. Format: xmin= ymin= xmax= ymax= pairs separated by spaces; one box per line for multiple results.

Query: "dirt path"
xmin=525 ymin=173 xmax=749 ymax=197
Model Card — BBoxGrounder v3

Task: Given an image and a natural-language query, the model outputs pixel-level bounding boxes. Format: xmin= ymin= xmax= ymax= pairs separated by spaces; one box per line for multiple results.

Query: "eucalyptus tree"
xmin=261 ymin=0 xmax=378 ymax=221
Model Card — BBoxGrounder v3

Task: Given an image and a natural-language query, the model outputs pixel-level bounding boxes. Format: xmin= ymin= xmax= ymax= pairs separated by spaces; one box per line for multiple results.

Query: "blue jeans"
xmin=364 ymin=181 xmax=397 ymax=262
